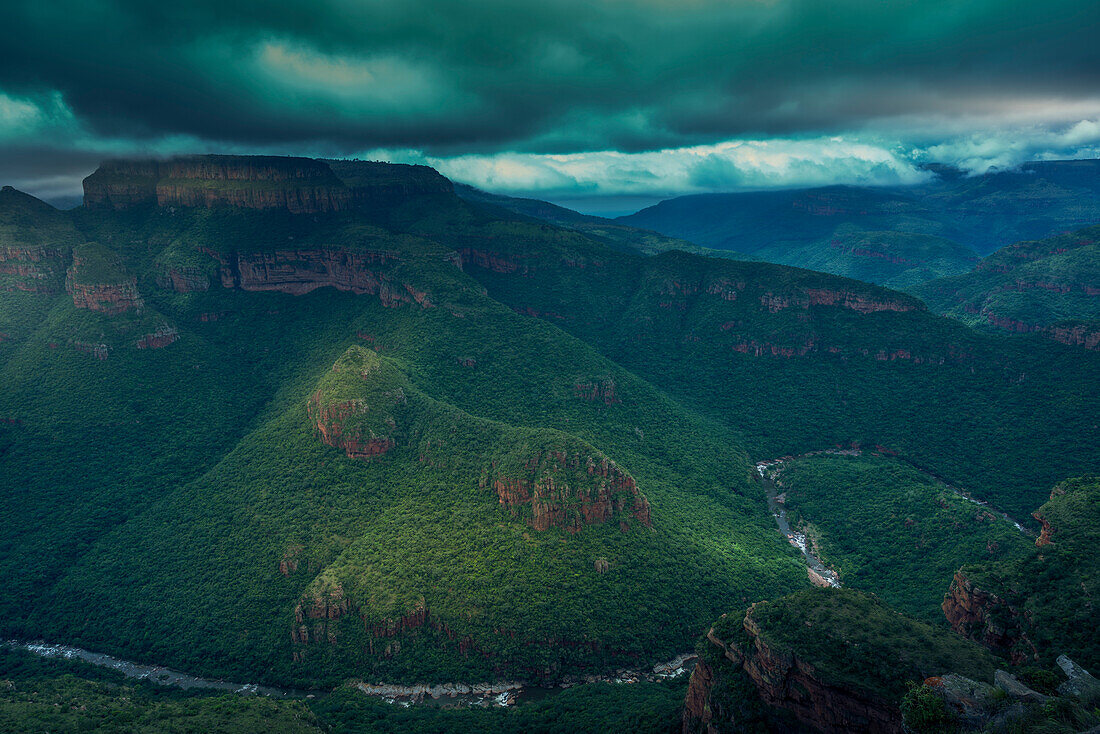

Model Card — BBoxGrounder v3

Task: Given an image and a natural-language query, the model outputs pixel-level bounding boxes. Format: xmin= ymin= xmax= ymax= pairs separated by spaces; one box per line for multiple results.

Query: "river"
xmin=5 ymin=639 xmax=696 ymax=708
xmin=756 ymin=459 xmax=842 ymax=587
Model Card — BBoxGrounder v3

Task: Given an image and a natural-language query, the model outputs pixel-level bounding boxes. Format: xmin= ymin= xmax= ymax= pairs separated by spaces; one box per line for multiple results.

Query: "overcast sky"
xmin=2 ymin=0 xmax=1099 ymax=209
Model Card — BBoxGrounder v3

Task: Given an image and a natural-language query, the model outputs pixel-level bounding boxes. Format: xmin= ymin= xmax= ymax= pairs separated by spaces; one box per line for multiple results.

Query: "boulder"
xmin=1056 ymin=655 xmax=1100 ymax=702
xmin=994 ymin=669 xmax=1048 ymax=703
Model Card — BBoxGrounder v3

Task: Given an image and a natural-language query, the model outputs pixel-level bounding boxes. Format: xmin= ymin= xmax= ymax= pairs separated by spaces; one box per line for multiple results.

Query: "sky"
xmin=2 ymin=0 xmax=1099 ymax=211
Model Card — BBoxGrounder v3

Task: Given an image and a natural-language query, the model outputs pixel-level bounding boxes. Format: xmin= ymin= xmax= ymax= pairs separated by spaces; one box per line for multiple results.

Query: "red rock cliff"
xmin=307 ymin=391 xmax=395 ymax=460
xmin=65 ymin=253 xmax=144 ymax=316
xmin=493 ymin=450 xmax=651 ymax=532
xmin=0 ymin=245 xmax=67 ymax=293
xmin=941 ymin=570 xmax=1037 ymax=663
xmin=209 ymin=248 xmax=432 ymax=307
xmin=687 ymin=608 xmax=904 ymax=734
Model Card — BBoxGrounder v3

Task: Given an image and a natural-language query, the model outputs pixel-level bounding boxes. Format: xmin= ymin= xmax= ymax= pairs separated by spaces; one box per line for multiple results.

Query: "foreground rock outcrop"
xmin=683 ymin=589 xmax=999 ymax=734
xmin=942 ymin=478 xmax=1099 ymax=669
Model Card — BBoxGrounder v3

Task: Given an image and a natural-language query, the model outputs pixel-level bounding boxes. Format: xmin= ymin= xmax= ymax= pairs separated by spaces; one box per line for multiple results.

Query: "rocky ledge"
xmin=491 ymin=450 xmax=651 ymax=532
xmin=65 ymin=246 xmax=144 ymax=315
xmin=307 ymin=391 xmax=396 ymax=460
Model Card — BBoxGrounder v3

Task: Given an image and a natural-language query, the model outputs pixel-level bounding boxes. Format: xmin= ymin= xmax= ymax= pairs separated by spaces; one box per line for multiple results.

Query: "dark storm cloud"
xmin=1 ymin=0 xmax=1099 ymax=154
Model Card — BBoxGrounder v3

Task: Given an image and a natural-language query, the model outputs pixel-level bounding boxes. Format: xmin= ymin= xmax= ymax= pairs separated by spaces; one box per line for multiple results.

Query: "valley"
xmin=0 ymin=154 xmax=1096 ymax=733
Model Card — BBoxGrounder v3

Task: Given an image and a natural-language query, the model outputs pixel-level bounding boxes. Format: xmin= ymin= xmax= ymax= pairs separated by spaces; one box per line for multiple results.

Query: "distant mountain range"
xmin=616 ymin=159 xmax=1100 ymax=285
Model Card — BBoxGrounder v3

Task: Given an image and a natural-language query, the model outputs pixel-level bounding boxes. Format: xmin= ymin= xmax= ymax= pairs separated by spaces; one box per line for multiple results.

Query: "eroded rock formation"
xmin=307 ymin=391 xmax=395 ymax=460
xmin=0 ymin=245 xmax=67 ymax=293
xmin=685 ymin=607 xmax=904 ymax=734
xmin=492 ymin=451 xmax=651 ymax=532
xmin=83 ymin=156 xmax=351 ymax=213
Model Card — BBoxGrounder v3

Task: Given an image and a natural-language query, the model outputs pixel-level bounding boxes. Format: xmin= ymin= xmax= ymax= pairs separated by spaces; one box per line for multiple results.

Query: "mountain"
xmin=0 ymin=154 xmax=1097 ymax=704
xmin=913 ymin=224 xmax=1100 ymax=348
xmin=453 ymin=182 xmax=743 ymax=258
xmin=0 ymin=156 xmax=806 ymax=688
xmin=617 ymin=159 xmax=1100 ymax=286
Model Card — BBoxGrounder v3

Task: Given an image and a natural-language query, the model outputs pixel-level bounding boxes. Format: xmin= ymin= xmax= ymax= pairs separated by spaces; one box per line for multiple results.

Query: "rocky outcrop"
xmin=67 ymin=279 xmax=144 ymax=315
xmin=492 ymin=451 xmax=651 ymax=532
xmin=307 ymin=391 xmax=395 ymax=460
xmin=72 ymin=340 xmax=110 ymax=360
xmin=156 ymin=266 xmax=210 ymax=293
xmin=324 ymin=159 xmax=455 ymax=204
xmin=573 ymin=378 xmax=619 ymax=404
xmin=209 ymin=248 xmax=433 ymax=307
xmin=0 ymin=245 xmax=67 ymax=293
xmin=682 ymin=657 xmax=717 ymax=731
xmin=1046 ymin=322 xmax=1100 ymax=350
xmin=941 ymin=570 xmax=1038 ymax=663
xmin=690 ymin=607 xmax=904 ymax=734
xmin=83 ymin=156 xmax=351 ymax=213
xmin=457 ymin=248 xmax=526 ymax=274
xmin=135 ymin=326 xmax=179 ymax=350
xmin=760 ymin=288 xmax=918 ymax=315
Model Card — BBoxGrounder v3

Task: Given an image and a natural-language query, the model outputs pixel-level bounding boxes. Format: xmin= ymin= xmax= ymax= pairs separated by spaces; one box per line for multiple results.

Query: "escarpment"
xmin=685 ymin=590 xmax=1000 ymax=734
xmin=207 ymin=247 xmax=431 ymax=307
xmin=703 ymin=609 xmax=903 ymax=733
xmin=759 ymin=287 xmax=918 ymax=314
xmin=324 ymin=159 xmax=455 ymax=203
xmin=491 ymin=450 xmax=651 ymax=532
xmin=940 ymin=570 xmax=1031 ymax=659
xmin=65 ymin=244 xmax=144 ymax=315
xmin=156 ymin=265 xmax=210 ymax=293
xmin=83 ymin=155 xmax=352 ymax=213
xmin=1045 ymin=320 xmax=1100 ymax=350
xmin=0 ymin=245 xmax=67 ymax=293
xmin=942 ymin=478 xmax=1099 ymax=669
xmin=0 ymin=186 xmax=81 ymax=293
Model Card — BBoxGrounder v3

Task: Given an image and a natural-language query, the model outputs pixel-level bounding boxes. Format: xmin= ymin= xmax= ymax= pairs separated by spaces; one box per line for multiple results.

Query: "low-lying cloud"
xmin=1 ymin=0 xmax=1099 ymax=206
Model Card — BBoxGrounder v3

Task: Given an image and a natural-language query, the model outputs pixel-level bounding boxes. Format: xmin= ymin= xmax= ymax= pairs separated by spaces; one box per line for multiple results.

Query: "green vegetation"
xmin=0 ymin=182 xmax=808 ymax=688
xmin=0 ymin=647 xmax=685 ymax=734
xmin=0 ymin=157 xmax=1098 ymax=728
xmin=915 ymin=224 xmax=1100 ymax=331
xmin=463 ymin=234 xmax=1100 ymax=519
xmin=775 ymin=453 xmax=1032 ymax=621
xmin=788 ymin=227 xmax=978 ymax=289
xmin=712 ymin=589 xmax=1001 ymax=703
xmin=957 ymin=477 xmax=1100 ymax=670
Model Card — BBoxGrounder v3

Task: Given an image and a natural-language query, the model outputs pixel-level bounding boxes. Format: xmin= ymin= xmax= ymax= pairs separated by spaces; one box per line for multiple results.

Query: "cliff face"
xmin=1045 ymin=322 xmax=1100 ymax=350
xmin=0 ymin=245 xmax=67 ymax=293
xmin=492 ymin=450 xmax=651 ymax=532
xmin=686 ymin=609 xmax=903 ymax=734
xmin=83 ymin=156 xmax=351 ymax=213
xmin=324 ymin=159 xmax=455 ymax=204
xmin=941 ymin=570 xmax=1026 ymax=656
xmin=155 ymin=266 xmax=210 ymax=293
xmin=65 ymin=248 xmax=144 ymax=315
xmin=760 ymin=288 xmax=917 ymax=315
xmin=307 ymin=391 xmax=396 ymax=460
xmin=685 ymin=590 xmax=1002 ymax=734
xmin=209 ymin=248 xmax=433 ymax=307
